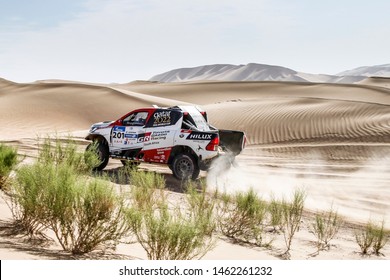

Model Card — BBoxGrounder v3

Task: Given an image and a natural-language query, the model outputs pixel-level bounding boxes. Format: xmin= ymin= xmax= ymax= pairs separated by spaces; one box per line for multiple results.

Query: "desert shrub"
xmin=311 ymin=206 xmax=343 ymax=251
xmin=114 ymin=164 xmax=133 ymax=185
xmin=11 ymin=162 xmax=70 ymax=236
xmin=355 ymin=219 xmax=388 ymax=255
xmin=10 ymin=136 xmax=130 ymax=253
xmin=83 ymin=141 xmax=103 ymax=171
xmin=218 ymin=188 xmax=269 ymax=246
xmin=126 ymin=172 xmax=215 ymax=260
xmin=281 ymin=189 xmax=306 ymax=258
xmin=129 ymin=168 xmax=165 ymax=190
xmin=185 ymin=180 xmax=217 ymax=236
xmin=13 ymin=160 xmax=130 ymax=253
xmin=46 ymin=176 xmax=131 ymax=254
xmin=372 ymin=220 xmax=388 ymax=255
xmin=355 ymin=222 xmax=375 ymax=255
xmin=128 ymin=169 xmax=165 ymax=210
xmin=8 ymin=136 xmax=99 ymax=236
xmin=268 ymin=194 xmax=284 ymax=232
xmin=0 ymin=144 xmax=18 ymax=190
xmin=38 ymin=136 xmax=100 ymax=174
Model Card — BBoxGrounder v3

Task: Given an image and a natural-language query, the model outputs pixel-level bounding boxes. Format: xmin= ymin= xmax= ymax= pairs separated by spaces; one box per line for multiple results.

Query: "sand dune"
xmin=358 ymin=77 xmax=390 ymax=89
xmin=122 ymin=80 xmax=390 ymax=105
xmin=205 ymin=98 xmax=390 ymax=145
xmin=1 ymin=78 xmax=390 ymax=259
xmin=0 ymin=79 xmax=184 ymax=140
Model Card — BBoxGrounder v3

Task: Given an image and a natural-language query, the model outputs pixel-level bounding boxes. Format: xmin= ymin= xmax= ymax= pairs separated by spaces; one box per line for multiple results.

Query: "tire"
xmin=86 ymin=141 xmax=109 ymax=171
xmin=171 ymin=153 xmax=200 ymax=180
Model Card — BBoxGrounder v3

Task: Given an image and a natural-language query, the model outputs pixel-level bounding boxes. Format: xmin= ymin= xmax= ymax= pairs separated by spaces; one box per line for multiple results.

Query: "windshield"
xmin=123 ymin=111 xmax=148 ymax=126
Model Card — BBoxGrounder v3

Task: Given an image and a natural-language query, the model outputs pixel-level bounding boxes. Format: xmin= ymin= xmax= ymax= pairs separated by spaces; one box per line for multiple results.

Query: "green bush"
xmin=129 ymin=168 xmax=165 ymax=190
xmin=355 ymin=222 xmax=375 ymax=255
xmin=268 ymin=195 xmax=284 ymax=232
xmin=9 ymin=135 xmax=131 ymax=253
xmin=126 ymin=172 xmax=215 ymax=260
xmin=128 ymin=169 xmax=165 ymax=210
xmin=47 ymin=176 xmax=131 ymax=254
xmin=372 ymin=220 xmax=388 ymax=256
xmin=38 ymin=136 xmax=100 ymax=174
xmin=355 ymin=219 xmax=388 ymax=255
xmin=218 ymin=189 xmax=269 ymax=246
xmin=12 ymin=162 xmax=66 ymax=236
xmin=311 ymin=206 xmax=343 ymax=251
xmin=9 ymin=136 xmax=99 ymax=236
xmin=0 ymin=144 xmax=18 ymax=190
xmin=83 ymin=141 xmax=104 ymax=171
xmin=185 ymin=180 xmax=217 ymax=236
xmin=281 ymin=189 xmax=306 ymax=258
xmin=13 ymin=161 xmax=130 ymax=253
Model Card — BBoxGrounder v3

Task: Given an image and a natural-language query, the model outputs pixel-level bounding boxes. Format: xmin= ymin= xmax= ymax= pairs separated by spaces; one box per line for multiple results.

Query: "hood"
xmin=89 ymin=120 xmax=113 ymax=132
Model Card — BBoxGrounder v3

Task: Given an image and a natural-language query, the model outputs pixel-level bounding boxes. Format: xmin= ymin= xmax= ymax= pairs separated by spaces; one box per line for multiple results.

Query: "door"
xmin=142 ymin=109 xmax=182 ymax=163
xmin=110 ymin=111 xmax=149 ymax=153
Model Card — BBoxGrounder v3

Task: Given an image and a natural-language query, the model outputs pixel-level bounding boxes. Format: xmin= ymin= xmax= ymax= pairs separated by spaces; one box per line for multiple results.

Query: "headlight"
xmin=89 ymin=126 xmax=98 ymax=133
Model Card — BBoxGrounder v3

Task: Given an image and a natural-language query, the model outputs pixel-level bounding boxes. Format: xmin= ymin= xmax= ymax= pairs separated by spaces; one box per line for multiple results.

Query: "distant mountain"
xmin=149 ymin=63 xmax=390 ymax=84
xmin=150 ymin=63 xmax=310 ymax=83
xmin=337 ymin=64 xmax=390 ymax=77
xmin=150 ymin=63 xmax=306 ymax=83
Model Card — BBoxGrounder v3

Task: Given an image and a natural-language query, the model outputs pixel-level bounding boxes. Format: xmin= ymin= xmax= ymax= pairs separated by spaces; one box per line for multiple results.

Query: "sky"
xmin=0 ymin=0 xmax=389 ymax=83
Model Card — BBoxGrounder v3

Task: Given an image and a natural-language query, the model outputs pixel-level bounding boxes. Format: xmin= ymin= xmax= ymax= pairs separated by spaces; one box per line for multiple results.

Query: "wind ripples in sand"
xmin=205 ymin=98 xmax=390 ymax=146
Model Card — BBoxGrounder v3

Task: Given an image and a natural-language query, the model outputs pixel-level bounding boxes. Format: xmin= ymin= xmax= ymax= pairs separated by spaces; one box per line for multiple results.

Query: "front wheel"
xmin=171 ymin=154 xmax=200 ymax=180
xmin=86 ymin=141 xmax=109 ymax=171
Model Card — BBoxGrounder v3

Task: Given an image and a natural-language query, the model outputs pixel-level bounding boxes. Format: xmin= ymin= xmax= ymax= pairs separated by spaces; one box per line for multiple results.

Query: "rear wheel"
xmin=172 ymin=153 xmax=200 ymax=180
xmin=86 ymin=141 xmax=109 ymax=171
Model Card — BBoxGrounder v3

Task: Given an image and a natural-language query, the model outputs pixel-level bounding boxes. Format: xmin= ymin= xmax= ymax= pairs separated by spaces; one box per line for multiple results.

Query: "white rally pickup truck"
xmin=86 ymin=105 xmax=246 ymax=180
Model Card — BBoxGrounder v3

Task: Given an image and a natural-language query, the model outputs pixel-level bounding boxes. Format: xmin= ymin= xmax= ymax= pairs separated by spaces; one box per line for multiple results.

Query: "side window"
xmin=182 ymin=114 xmax=196 ymax=129
xmin=145 ymin=110 xmax=182 ymax=128
xmin=122 ymin=112 xmax=148 ymax=126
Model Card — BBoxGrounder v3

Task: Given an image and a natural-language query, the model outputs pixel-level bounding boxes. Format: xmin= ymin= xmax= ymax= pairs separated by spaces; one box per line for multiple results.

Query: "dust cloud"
xmin=207 ymin=152 xmax=390 ymax=227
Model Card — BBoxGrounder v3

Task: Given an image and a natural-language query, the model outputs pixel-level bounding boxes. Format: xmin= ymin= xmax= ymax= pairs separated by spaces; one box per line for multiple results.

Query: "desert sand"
xmin=1 ymin=77 xmax=390 ymax=260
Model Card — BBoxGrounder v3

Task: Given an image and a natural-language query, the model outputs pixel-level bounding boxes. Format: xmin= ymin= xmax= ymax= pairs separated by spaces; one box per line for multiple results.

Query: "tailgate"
xmin=219 ymin=129 xmax=246 ymax=156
